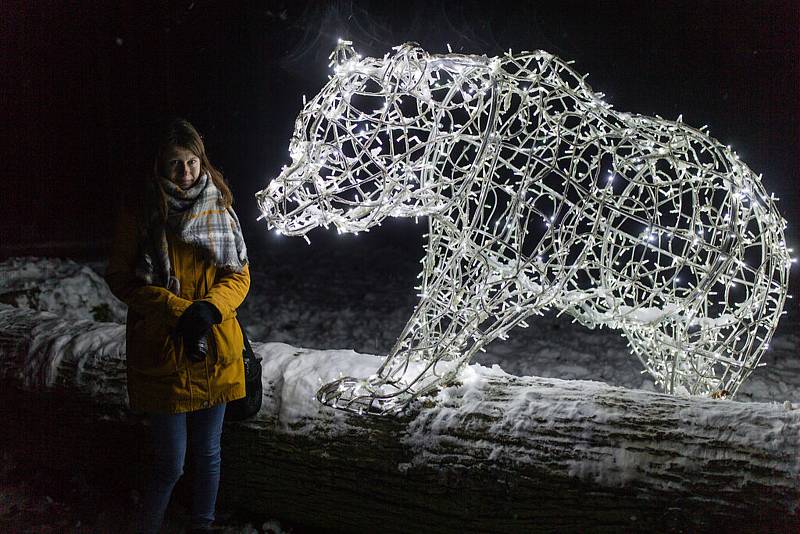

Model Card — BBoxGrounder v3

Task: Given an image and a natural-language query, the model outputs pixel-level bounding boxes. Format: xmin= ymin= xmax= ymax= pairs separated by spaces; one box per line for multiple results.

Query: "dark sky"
xmin=1 ymin=0 xmax=798 ymax=258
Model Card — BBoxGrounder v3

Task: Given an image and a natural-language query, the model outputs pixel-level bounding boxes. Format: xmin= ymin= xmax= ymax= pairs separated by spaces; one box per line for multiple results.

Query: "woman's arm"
xmin=200 ymin=263 xmax=250 ymax=322
xmin=105 ymin=205 xmax=192 ymax=326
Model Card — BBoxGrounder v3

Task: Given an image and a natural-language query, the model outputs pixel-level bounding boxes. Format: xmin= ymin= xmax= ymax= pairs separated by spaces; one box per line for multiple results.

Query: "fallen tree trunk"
xmin=1 ymin=304 xmax=798 ymax=532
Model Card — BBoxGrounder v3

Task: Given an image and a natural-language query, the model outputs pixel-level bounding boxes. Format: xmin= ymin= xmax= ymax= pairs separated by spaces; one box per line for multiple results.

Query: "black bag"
xmin=225 ymin=316 xmax=263 ymax=421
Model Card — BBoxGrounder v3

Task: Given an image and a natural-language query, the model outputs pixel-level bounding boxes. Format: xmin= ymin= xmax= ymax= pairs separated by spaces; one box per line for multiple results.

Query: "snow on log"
xmin=0 ymin=303 xmax=798 ymax=532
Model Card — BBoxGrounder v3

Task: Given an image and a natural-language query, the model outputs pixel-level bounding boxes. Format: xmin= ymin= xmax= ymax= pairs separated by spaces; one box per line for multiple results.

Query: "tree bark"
xmin=1 ymin=304 xmax=798 ymax=532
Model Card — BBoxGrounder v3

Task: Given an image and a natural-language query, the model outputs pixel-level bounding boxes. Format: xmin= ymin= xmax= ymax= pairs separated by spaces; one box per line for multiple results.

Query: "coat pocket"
xmin=210 ymin=314 xmax=244 ymax=365
xmin=127 ymin=316 xmax=179 ymax=378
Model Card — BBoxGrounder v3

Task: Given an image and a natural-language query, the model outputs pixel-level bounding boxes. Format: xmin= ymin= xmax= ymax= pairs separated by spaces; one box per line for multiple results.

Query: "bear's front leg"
xmin=316 ymin=373 xmax=416 ymax=415
xmin=316 ymin=285 xmax=477 ymax=415
xmin=317 ymin=216 xmax=546 ymax=415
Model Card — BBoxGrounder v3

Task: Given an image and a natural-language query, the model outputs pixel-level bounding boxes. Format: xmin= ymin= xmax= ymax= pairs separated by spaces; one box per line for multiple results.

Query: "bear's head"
xmin=257 ymin=41 xmax=501 ymax=235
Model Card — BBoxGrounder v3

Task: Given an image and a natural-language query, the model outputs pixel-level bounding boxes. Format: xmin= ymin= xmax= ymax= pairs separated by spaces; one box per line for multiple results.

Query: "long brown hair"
xmin=150 ymin=118 xmax=233 ymax=220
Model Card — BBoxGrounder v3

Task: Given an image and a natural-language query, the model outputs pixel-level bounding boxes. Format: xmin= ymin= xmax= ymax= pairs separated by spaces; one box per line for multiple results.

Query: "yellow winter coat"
xmin=106 ymin=206 xmax=249 ymax=413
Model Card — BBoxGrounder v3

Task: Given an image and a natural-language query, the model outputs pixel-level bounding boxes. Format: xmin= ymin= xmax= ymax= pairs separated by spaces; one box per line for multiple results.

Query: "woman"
xmin=106 ymin=118 xmax=250 ymax=532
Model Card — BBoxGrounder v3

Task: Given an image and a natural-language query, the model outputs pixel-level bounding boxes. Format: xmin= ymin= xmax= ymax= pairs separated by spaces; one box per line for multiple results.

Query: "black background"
xmin=1 ymin=0 xmax=798 ymax=259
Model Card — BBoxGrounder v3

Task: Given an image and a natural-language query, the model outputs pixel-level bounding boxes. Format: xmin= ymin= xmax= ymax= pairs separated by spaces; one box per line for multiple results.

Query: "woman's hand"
xmin=174 ymin=301 xmax=222 ymax=361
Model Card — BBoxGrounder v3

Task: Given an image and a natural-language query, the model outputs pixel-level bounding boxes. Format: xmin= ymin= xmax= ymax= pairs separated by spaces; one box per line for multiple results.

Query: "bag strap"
xmin=236 ymin=315 xmax=260 ymax=362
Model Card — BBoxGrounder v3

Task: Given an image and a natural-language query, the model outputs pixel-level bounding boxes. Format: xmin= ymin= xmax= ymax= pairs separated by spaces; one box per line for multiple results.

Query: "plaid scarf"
xmin=136 ymin=174 xmax=248 ymax=294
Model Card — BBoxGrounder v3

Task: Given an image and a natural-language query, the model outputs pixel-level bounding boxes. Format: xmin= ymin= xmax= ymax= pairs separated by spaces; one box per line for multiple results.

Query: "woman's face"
xmin=163 ymin=145 xmax=201 ymax=190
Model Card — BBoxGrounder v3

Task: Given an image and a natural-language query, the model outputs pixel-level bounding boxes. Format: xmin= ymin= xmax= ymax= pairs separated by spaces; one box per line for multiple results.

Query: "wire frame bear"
xmin=257 ymin=41 xmax=792 ymax=415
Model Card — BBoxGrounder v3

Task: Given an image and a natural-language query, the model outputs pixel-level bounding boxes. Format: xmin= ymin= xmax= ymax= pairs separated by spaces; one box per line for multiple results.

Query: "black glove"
xmin=175 ymin=301 xmax=222 ymax=360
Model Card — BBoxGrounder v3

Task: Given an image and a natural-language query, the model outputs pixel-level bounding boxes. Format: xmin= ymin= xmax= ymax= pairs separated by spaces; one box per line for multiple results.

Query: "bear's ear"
xmin=391 ymin=42 xmax=426 ymax=64
xmin=388 ymin=42 xmax=428 ymax=91
xmin=331 ymin=39 xmax=358 ymax=69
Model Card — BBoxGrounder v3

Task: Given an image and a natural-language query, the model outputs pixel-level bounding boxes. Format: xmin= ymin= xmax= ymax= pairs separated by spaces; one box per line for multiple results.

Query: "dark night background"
xmin=1 ymin=0 xmax=798 ymax=263
xmin=0 ymin=3 xmax=798 ymax=530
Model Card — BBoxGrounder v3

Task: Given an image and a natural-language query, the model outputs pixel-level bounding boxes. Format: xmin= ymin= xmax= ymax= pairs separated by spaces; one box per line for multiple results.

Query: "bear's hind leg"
xmin=620 ymin=317 xmax=757 ymax=397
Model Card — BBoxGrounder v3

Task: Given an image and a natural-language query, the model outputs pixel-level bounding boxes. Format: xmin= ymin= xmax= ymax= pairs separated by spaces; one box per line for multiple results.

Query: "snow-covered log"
xmin=1 ymin=304 xmax=798 ymax=532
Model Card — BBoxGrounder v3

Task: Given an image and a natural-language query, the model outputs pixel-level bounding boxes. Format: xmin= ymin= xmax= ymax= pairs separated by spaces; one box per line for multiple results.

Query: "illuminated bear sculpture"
xmin=257 ymin=41 xmax=791 ymax=415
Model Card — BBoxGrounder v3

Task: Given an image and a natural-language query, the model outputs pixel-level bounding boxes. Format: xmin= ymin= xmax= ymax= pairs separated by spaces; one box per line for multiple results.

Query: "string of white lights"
xmin=257 ymin=41 xmax=793 ymax=415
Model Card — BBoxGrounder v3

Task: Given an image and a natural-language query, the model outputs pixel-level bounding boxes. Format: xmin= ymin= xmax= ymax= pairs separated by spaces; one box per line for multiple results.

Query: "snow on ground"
xmin=0 ymin=257 xmax=127 ymax=324
xmin=0 ymin=236 xmax=798 ymax=530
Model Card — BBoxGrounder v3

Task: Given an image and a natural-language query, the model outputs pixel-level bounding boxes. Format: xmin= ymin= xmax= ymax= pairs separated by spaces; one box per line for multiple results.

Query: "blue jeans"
xmin=140 ymin=403 xmax=226 ymax=533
